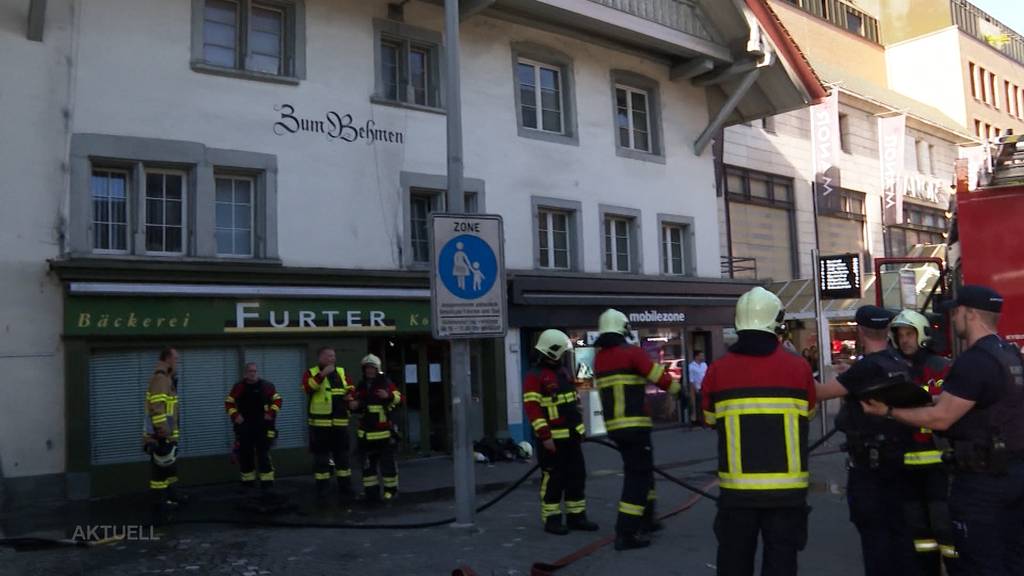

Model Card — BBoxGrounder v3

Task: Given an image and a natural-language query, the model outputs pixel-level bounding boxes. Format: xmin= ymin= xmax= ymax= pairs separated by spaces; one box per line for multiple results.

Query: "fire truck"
xmin=875 ymin=134 xmax=1024 ymax=352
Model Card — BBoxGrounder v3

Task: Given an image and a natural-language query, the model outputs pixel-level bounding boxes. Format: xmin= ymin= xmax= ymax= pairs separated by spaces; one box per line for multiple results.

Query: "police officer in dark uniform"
xmin=863 ymin=286 xmax=1024 ymax=575
xmin=816 ymin=305 xmax=919 ymax=576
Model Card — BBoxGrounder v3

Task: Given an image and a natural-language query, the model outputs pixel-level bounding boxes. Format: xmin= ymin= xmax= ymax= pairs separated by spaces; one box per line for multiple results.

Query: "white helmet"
xmin=518 ymin=441 xmax=533 ymax=459
xmin=598 ymin=309 xmax=630 ymax=336
xmin=361 ymin=354 xmax=382 ymax=370
xmin=890 ymin=309 xmax=931 ymax=348
xmin=735 ymin=287 xmax=784 ymax=334
xmin=535 ymin=329 xmax=572 ymax=361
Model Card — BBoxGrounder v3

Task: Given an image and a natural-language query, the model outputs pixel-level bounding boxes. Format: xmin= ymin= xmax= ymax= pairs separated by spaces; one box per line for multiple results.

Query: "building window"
xmin=662 ymin=224 xmax=686 ymax=275
xmin=373 ymin=20 xmax=443 ymax=110
xmin=518 ymin=60 xmax=563 ymax=134
xmin=887 ymin=204 xmax=947 ymax=257
xmin=725 ymin=166 xmax=794 ymax=207
xmin=975 ymin=119 xmax=983 ymax=137
xmin=915 ymin=140 xmax=934 ymax=175
xmin=834 ymin=188 xmax=866 ymax=219
xmin=969 ymin=62 xmax=979 ymax=99
xmin=537 ymin=209 xmax=571 ymax=270
xmin=616 ymin=85 xmax=651 ymax=152
xmin=91 ymin=169 xmax=130 ymax=253
xmin=604 ymin=216 xmax=632 ymax=272
xmin=846 ymin=12 xmax=863 ymax=35
xmin=144 ymin=171 xmax=187 ymax=255
xmin=761 ymin=115 xmax=777 ymax=134
xmin=407 ymin=187 xmax=481 ymax=264
xmin=194 ymin=0 xmax=305 ymax=81
xmin=839 ymin=113 xmax=851 ymax=153
xmin=1017 ymin=86 xmax=1024 ymax=120
xmin=215 ymin=176 xmax=254 ymax=257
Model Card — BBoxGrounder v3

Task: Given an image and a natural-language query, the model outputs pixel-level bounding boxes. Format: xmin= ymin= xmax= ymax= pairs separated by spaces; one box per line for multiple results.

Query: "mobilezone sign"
xmin=628 ymin=310 xmax=686 ymax=324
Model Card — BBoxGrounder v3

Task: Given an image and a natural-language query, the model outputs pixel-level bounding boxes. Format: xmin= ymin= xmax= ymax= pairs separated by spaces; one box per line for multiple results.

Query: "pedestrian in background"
xmin=688 ymin=351 xmax=708 ymax=426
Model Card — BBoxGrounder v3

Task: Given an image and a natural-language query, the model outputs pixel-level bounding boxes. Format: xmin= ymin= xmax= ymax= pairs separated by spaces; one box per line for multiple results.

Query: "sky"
xmin=968 ymin=0 xmax=1024 ymax=37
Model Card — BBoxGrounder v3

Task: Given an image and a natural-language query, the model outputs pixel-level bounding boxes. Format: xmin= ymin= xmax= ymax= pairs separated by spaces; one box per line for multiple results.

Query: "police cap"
xmin=855 ymin=305 xmax=895 ymax=329
xmin=939 ymin=284 xmax=1003 ymax=314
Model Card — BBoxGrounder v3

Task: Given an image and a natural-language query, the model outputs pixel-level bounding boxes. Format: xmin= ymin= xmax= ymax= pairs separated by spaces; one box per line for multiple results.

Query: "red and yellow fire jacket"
xmin=523 ymin=365 xmax=584 ymax=441
xmin=354 ymin=376 xmax=403 ymax=442
xmin=594 ymin=342 xmax=674 ymax=432
xmin=903 ymin=351 xmax=951 ymax=467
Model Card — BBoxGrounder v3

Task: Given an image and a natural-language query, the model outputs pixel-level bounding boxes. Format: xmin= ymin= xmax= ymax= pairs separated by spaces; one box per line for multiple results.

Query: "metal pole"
xmin=444 ymin=0 xmax=474 ymax=527
xmin=811 ymin=248 xmax=832 ymax=436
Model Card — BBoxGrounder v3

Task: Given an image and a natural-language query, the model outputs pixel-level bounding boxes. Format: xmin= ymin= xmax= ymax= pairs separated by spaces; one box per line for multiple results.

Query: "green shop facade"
xmin=54 ymin=260 xmax=505 ymax=498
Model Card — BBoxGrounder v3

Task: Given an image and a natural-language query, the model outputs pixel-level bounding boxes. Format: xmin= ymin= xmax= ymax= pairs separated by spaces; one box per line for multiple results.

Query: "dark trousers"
xmin=360 ymin=437 xmax=398 ymax=499
xmin=610 ymin=428 xmax=655 ymax=535
xmin=149 ymin=459 xmax=179 ymax=493
xmin=948 ymin=458 xmax=1024 ymax=575
xmin=902 ymin=465 xmax=957 ymax=576
xmin=238 ymin=426 xmax=274 ymax=485
xmin=538 ymin=434 xmax=587 ymax=521
xmin=848 ymin=466 xmax=919 ymax=576
xmin=309 ymin=425 xmax=351 ymax=488
xmin=714 ymin=506 xmax=808 ymax=576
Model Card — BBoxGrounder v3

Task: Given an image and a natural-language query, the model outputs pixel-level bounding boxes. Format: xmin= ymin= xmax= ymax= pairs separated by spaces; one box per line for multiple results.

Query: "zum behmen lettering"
xmin=273 ymin=104 xmax=405 ymax=144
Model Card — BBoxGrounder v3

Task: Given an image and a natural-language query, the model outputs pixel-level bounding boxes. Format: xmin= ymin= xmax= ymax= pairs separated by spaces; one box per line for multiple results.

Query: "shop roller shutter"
xmin=244 ymin=347 xmax=306 ymax=450
xmin=177 ymin=348 xmax=239 ymax=458
xmin=89 ymin=350 xmax=159 ymax=465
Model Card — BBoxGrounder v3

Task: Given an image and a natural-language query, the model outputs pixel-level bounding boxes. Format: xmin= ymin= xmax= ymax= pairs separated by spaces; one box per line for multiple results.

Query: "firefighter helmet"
xmin=518 ymin=441 xmax=533 ymax=459
xmin=890 ymin=309 xmax=931 ymax=347
xmin=150 ymin=441 xmax=178 ymax=468
xmin=735 ymin=287 xmax=784 ymax=334
xmin=535 ymin=329 xmax=573 ymax=361
xmin=598 ymin=309 xmax=631 ymax=336
xmin=361 ymin=354 xmax=382 ymax=370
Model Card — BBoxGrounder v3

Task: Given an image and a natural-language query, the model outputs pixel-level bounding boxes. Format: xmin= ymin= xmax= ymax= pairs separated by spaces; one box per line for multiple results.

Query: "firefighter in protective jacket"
xmin=352 ymin=354 xmax=403 ymax=502
xmin=890 ymin=309 xmax=958 ymax=573
xmin=302 ymin=346 xmax=355 ymax=498
xmin=702 ymin=287 xmax=816 ymax=576
xmin=523 ymin=329 xmax=600 ymax=535
xmin=144 ymin=348 xmax=185 ymax=519
xmin=594 ymin=309 xmax=679 ymax=551
xmin=225 ymin=362 xmax=282 ymax=490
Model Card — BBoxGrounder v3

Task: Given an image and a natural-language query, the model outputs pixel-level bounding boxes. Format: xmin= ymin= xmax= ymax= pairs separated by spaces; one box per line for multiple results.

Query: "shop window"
xmin=373 ymin=19 xmax=443 ymax=110
xmin=192 ymin=0 xmax=306 ymax=83
xmin=91 ymin=169 xmax=130 ymax=253
xmin=886 ymin=204 xmax=948 ymax=257
xmin=215 ymin=175 xmax=254 ymax=257
xmin=144 ymin=170 xmax=187 ymax=255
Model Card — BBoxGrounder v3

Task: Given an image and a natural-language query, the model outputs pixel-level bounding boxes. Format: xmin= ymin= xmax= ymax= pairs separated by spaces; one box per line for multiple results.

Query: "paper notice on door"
xmin=404 ymin=364 xmax=418 ymax=384
xmin=429 ymin=363 xmax=442 ymax=383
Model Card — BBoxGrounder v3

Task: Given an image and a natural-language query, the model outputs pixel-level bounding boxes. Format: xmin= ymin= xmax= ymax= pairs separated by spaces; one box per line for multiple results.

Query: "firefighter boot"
xmin=316 ymin=479 xmax=331 ymax=501
xmin=337 ymin=478 xmax=353 ymax=499
xmin=614 ymin=532 xmax=652 ymax=551
xmin=642 ymin=506 xmax=664 ymax=533
xmin=544 ymin=515 xmax=570 ymax=536
xmin=165 ymin=485 xmax=189 ymax=507
xmin=566 ymin=513 xmax=600 ymax=532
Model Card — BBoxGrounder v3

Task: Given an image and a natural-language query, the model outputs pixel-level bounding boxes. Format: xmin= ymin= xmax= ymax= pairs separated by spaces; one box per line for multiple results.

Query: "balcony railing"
xmin=586 ymin=0 xmax=716 ymax=42
xmin=782 ymin=0 xmax=880 ymax=44
xmin=951 ymin=0 xmax=1024 ymax=66
xmin=722 ymin=256 xmax=758 ymax=279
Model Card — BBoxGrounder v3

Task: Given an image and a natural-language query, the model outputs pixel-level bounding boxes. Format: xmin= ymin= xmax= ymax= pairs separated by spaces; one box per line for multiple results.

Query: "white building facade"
xmin=0 ymin=0 xmax=819 ymax=499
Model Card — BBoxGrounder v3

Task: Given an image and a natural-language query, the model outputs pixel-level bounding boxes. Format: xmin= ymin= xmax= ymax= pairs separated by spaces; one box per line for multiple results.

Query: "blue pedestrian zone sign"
xmin=438 ymin=235 xmax=498 ymax=300
xmin=430 ymin=214 xmax=507 ymax=339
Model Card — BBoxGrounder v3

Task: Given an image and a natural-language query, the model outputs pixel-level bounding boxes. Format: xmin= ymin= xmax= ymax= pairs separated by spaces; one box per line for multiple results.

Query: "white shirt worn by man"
xmin=688 ymin=360 xmax=708 ymax=392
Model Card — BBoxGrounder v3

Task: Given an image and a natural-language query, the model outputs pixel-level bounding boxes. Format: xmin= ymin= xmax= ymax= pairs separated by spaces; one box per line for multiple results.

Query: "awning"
xmin=769 ymin=245 xmax=946 ymax=320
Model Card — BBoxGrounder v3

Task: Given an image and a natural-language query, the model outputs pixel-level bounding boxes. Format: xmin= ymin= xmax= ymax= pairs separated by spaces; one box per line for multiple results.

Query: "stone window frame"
xmin=510 ymin=42 xmax=579 ymax=147
xmin=599 ymin=204 xmax=643 ymax=274
xmin=69 ymin=134 xmax=279 ymax=261
xmin=657 ymin=214 xmax=697 ymax=277
xmin=609 ymin=70 xmax=665 ymax=164
xmin=399 ymin=171 xmax=486 ymax=269
xmin=372 ymin=19 xmax=446 ymax=114
xmin=531 ymin=196 xmax=584 ymax=272
xmin=190 ymin=0 xmax=307 ymax=85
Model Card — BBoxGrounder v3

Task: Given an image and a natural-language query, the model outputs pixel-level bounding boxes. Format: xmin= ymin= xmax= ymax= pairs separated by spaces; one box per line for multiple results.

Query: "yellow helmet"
xmin=735 ymin=287 xmax=784 ymax=334
xmin=361 ymin=354 xmax=382 ymax=370
xmin=598 ymin=309 xmax=630 ymax=336
xmin=535 ymin=329 xmax=572 ymax=361
xmin=890 ymin=309 xmax=931 ymax=348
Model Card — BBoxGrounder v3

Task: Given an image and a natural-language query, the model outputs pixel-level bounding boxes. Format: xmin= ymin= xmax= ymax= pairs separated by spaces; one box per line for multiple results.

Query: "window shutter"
xmin=177 ymin=348 xmax=240 ymax=457
xmin=244 ymin=346 xmax=307 ymax=449
xmin=89 ymin=350 xmax=160 ymax=465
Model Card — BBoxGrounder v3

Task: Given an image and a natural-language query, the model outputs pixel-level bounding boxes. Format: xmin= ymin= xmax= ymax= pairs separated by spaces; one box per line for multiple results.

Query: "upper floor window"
xmin=604 ymin=216 xmax=633 ymax=273
xmin=145 ymin=171 xmax=187 ymax=255
xmin=518 ymin=60 xmax=564 ymax=134
xmin=725 ymin=166 xmax=795 ymax=208
xmin=537 ymin=209 xmax=571 ymax=270
xmin=407 ymin=187 xmax=480 ymax=264
xmin=662 ymin=224 xmax=686 ymax=275
xmin=915 ymin=139 xmax=934 ymax=175
xmin=373 ymin=20 xmax=443 ymax=111
xmin=845 ymin=12 xmax=863 ymax=35
xmin=193 ymin=0 xmax=306 ymax=83
xmin=91 ymin=170 xmax=130 ymax=253
xmin=611 ymin=71 xmax=664 ymax=162
xmin=215 ymin=176 xmax=254 ymax=257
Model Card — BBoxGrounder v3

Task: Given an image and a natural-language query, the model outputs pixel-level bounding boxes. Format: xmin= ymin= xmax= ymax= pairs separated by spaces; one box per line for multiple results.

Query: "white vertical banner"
xmin=810 ymin=90 xmax=842 ymax=212
xmin=878 ymin=114 xmax=907 ymax=226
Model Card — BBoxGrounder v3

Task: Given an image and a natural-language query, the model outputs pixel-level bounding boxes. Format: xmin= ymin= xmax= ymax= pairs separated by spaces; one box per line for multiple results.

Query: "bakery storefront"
xmin=55 ymin=261 xmax=503 ymax=497
xmin=507 ymin=273 xmax=754 ymax=436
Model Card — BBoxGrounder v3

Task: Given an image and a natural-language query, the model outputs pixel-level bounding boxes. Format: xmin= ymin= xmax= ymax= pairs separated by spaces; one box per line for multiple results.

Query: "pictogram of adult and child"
xmin=439 ymin=235 xmax=498 ymax=300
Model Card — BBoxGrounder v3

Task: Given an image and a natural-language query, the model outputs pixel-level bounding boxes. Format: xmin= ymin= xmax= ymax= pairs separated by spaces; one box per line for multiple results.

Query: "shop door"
xmin=373 ymin=337 xmax=450 ymax=455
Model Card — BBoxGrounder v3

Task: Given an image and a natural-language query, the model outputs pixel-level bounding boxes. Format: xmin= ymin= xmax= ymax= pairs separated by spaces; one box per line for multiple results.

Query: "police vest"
xmin=835 ymin=349 xmax=913 ymax=465
xmin=525 ymin=367 xmax=584 ymax=439
xmin=903 ymin=353 xmax=950 ymax=467
xmin=306 ymin=366 xmax=351 ymax=427
xmin=946 ymin=337 xmax=1024 ymax=452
